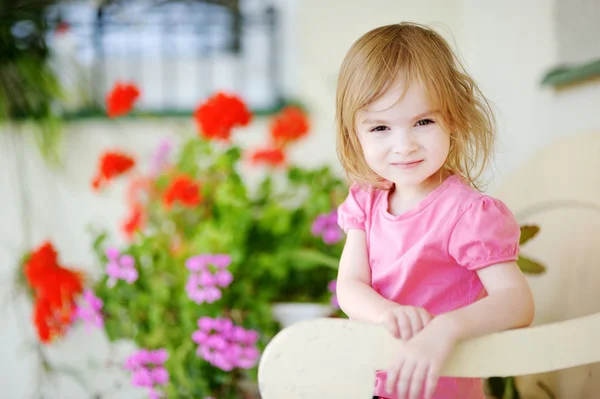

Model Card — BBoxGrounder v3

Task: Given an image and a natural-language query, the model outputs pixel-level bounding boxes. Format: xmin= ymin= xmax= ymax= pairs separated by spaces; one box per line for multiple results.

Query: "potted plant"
xmin=16 ymin=86 xmax=346 ymax=398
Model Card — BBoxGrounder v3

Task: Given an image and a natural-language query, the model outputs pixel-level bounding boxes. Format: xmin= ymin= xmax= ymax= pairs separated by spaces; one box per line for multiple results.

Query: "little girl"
xmin=334 ymin=23 xmax=535 ymax=399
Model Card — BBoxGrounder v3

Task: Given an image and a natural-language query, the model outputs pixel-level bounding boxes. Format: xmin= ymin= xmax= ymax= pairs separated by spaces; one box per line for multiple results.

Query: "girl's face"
xmin=355 ymin=75 xmax=450 ymax=188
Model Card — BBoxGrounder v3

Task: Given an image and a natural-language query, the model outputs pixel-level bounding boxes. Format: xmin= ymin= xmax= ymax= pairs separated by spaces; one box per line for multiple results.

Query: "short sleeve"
xmin=337 ymin=184 xmax=369 ymax=232
xmin=448 ymin=197 xmax=521 ymax=270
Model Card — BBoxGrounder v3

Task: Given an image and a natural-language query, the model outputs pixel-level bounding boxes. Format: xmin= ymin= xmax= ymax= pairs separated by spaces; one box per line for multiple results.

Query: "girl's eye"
xmin=416 ymin=119 xmax=434 ymax=127
xmin=370 ymin=125 xmax=389 ymax=132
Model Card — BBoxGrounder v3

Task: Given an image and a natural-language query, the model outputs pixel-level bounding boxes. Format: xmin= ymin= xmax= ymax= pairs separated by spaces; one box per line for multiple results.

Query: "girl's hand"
xmin=385 ymin=320 xmax=456 ymax=399
xmin=380 ymin=305 xmax=433 ymax=340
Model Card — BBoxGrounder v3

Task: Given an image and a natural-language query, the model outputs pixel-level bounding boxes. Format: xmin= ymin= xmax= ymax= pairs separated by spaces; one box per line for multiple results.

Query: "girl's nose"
xmin=391 ymin=132 xmax=417 ymax=155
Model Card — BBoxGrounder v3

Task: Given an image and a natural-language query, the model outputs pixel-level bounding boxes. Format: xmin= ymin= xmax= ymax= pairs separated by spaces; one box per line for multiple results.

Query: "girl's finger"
xmin=385 ymin=358 xmax=405 ymax=395
xmin=418 ymin=308 xmax=433 ymax=327
xmin=423 ymin=364 xmax=441 ymax=399
xmin=409 ymin=362 xmax=428 ymax=399
xmin=406 ymin=308 xmax=424 ymax=335
xmin=397 ymin=312 xmax=412 ymax=340
xmin=396 ymin=361 xmax=416 ymax=399
xmin=383 ymin=313 xmax=400 ymax=338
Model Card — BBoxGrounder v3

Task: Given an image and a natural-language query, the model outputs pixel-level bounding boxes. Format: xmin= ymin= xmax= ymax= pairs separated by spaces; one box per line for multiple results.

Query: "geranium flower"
xmin=106 ymin=82 xmax=140 ymax=118
xmin=270 ymin=106 xmax=310 ymax=146
xmin=125 ymin=348 xmax=169 ymax=399
xmin=311 ymin=209 xmax=343 ymax=244
xmin=185 ymin=254 xmax=233 ymax=305
xmin=122 ymin=204 xmax=144 ymax=240
xmin=162 ymin=175 xmax=202 ymax=209
xmin=193 ymin=92 xmax=252 ymax=141
xmin=91 ymin=151 xmax=136 ymax=191
xmin=23 ymin=241 xmax=84 ymax=343
xmin=105 ymin=247 xmax=138 ymax=287
xmin=75 ymin=289 xmax=104 ymax=331
xmin=192 ymin=316 xmax=260 ymax=371
xmin=249 ymin=147 xmax=286 ymax=167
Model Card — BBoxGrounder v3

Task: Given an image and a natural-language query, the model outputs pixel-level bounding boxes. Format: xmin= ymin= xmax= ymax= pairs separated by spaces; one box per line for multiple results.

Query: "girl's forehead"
xmin=359 ymin=78 xmax=430 ymax=117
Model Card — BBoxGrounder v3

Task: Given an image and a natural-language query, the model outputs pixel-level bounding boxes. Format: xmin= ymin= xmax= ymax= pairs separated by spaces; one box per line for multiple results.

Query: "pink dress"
xmin=337 ymin=175 xmax=521 ymax=399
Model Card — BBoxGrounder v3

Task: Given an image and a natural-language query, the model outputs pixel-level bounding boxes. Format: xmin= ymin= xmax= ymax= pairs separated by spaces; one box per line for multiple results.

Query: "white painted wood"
xmin=258 ymin=315 xmax=600 ymax=398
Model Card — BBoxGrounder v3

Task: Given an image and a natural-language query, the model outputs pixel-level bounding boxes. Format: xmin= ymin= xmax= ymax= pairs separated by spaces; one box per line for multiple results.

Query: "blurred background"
xmin=1 ymin=0 xmax=600 ymax=398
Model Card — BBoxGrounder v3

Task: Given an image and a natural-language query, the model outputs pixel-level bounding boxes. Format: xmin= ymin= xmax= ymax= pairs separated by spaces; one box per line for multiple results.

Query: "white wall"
xmin=3 ymin=0 xmax=600 ymax=397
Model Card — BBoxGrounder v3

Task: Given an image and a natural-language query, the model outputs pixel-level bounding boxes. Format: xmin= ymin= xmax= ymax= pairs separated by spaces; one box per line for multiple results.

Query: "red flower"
xmin=92 ymin=151 xmax=136 ymax=191
xmin=270 ymin=106 xmax=309 ymax=146
xmin=194 ymin=92 xmax=252 ymax=141
xmin=122 ymin=204 xmax=145 ymax=239
xmin=106 ymin=82 xmax=140 ymax=118
xmin=249 ymin=147 xmax=286 ymax=167
xmin=55 ymin=22 xmax=70 ymax=35
xmin=24 ymin=241 xmax=84 ymax=343
xmin=163 ymin=175 xmax=202 ymax=208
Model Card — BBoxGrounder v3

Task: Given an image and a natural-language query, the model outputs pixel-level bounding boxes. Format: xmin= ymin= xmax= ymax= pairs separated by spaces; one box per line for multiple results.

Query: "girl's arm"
xmin=335 ymin=229 xmax=399 ymax=323
xmin=383 ymin=261 xmax=534 ymax=397
xmin=432 ymin=261 xmax=535 ymax=341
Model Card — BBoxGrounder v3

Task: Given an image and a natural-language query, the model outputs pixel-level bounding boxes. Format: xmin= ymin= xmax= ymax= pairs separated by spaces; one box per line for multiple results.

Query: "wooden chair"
xmin=257 ymin=314 xmax=600 ymax=398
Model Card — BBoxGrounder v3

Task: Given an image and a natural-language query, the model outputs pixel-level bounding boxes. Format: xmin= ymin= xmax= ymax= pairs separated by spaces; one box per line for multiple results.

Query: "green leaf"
xmin=519 ymin=225 xmax=540 ymax=245
xmin=517 ymin=254 xmax=546 ymax=274
xmin=289 ymin=249 xmax=339 ymax=270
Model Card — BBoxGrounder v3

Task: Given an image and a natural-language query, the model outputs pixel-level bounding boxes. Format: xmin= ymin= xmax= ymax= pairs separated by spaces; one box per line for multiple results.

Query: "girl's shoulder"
xmin=444 ymin=176 xmax=519 ymax=234
xmin=444 ymin=175 xmax=506 ymax=212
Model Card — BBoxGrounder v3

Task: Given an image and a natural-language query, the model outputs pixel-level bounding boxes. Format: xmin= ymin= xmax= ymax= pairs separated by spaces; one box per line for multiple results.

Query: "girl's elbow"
xmin=521 ymin=289 xmax=536 ymax=327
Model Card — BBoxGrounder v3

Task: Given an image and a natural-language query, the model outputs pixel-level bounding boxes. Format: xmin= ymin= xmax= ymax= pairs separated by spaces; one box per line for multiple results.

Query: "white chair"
xmin=258 ymin=314 xmax=600 ymax=398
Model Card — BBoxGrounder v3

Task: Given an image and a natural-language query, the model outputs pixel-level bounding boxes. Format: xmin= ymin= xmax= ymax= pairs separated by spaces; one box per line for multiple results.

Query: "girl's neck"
xmin=387 ymin=170 xmax=451 ymax=216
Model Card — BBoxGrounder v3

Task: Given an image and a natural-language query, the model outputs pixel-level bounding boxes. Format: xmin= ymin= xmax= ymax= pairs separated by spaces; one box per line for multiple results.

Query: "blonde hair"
xmin=335 ymin=22 xmax=495 ymax=191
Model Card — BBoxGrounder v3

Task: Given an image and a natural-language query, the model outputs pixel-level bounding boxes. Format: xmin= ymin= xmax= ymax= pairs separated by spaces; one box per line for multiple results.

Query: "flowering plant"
xmin=18 ymin=84 xmax=348 ymax=398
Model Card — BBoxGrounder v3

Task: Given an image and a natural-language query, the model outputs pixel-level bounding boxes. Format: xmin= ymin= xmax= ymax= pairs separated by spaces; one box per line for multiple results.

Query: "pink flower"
xmin=185 ymin=253 xmax=234 ymax=304
xmin=151 ymin=367 xmax=169 ymax=385
xmin=149 ymin=348 xmax=169 ymax=364
xmin=210 ymin=254 xmax=232 ymax=268
xmin=105 ymin=248 xmax=138 ymax=287
xmin=328 ymin=279 xmax=339 ymax=309
xmin=132 ymin=368 xmax=153 ymax=387
xmin=192 ymin=330 xmax=209 ymax=344
xmin=215 ymin=270 xmax=233 ymax=287
xmin=192 ymin=316 xmax=261 ymax=371
xmin=311 ymin=210 xmax=343 ymax=245
xmin=185 ymin=255 xmax=212 ymax=272
xmin=197 ymin=316 xmax=216 ymax=331
xmin=125 ymin=348 xmax=169 ymax=398
xmin=148 ymin=388 xmax=163 ymax=399
xmin=75 ymin=289 xmax=104 ymax=331
xmin=149 ymin=138 xmax=173 ymax=177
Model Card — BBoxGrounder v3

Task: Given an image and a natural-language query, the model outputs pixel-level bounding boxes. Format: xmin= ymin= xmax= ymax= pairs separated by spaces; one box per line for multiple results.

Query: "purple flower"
xmin=215 ymin=270 xmax=233 ymax=287
xmin=192 ymin=316 xmax=261 ymax=371
xmin=132 ymin=368 xmax=154 ymax=387
xmin=105 ymin=248 xmax=138 ymax=287
xmin=185 ymin=253 xmax=233 ymax=304
xmin=149 ymin=348 xmax=169 ymax=364
xmin=125 ymin=348 xmax=169 ymax=398
xmin=328 ymin=279 xmax=339 ymax=309
xmin=148 ymin=388 xmax=163 ymax=399
xmin=311 ymin=210 xmax=343 ymax=245
xmin=197 ymin=316 xmax=216 ymax=332
xmin=75 ymin=289 xmax=104 ymax=331
xmin=192 ymin=330 xmax=209 ymax=344
xmin=185 ymin=254 xmax=212 ymax=272
xmin=151 ymin=367 xmax=169 ymax=385
xmin=210 ymin=254 xmax=232 ymax=268
xmin=149 ymin=138 xmax=173 ymax=177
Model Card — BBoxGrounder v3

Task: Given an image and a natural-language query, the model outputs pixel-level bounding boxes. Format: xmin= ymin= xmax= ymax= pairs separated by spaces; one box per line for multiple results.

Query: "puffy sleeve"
xmin=337 ymin=183 xmax=369 ymax=232
xmin=448 ymin=197 xmax=521 ymax=270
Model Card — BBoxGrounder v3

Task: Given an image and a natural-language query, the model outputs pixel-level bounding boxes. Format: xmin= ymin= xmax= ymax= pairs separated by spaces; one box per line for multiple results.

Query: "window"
xmin=46 ymin=0 xmax=296 ymax=115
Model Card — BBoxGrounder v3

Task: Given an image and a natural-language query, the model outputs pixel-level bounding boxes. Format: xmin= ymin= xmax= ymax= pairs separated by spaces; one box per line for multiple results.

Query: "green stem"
xmin=291 ymin=248 xmax=339 ymax=270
